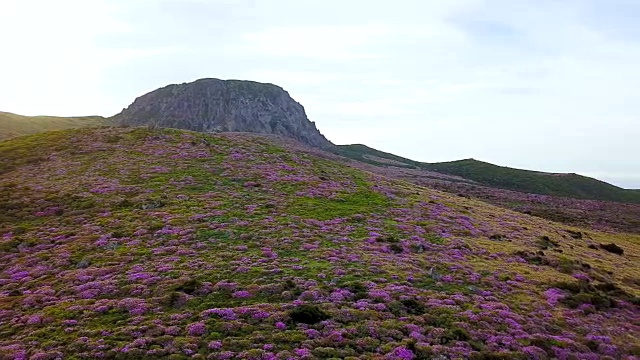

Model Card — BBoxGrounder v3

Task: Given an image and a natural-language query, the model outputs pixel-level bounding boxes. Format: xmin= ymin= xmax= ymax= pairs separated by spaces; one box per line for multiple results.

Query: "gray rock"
xmin=111 ymin=78 xmax=334 ymax=149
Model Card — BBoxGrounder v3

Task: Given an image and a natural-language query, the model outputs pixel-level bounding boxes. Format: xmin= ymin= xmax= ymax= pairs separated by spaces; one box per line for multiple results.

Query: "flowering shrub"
xmin=0 ymin=128 xmax=638 ymax=358
xmin=186 ymin=322 xmax=206 ymax=336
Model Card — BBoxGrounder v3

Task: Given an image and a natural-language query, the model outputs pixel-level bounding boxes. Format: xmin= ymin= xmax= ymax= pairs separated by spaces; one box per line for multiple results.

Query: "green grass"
xmin=0 ymin=111 xmax=110 ymax=142
xmin=287 ymin=188 xmax=389 ymax=220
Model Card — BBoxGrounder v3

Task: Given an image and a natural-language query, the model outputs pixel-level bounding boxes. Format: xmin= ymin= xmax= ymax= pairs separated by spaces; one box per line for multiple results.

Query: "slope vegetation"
xmin=0 ymin=128 xmax=639 ymax=359
xmin=0 ymin=111 xmax=109 ymax=141
xmin=423 ymin=159 xmax=640 ymax=203
xmin=336 ymin=144 xmax=421 ymax=168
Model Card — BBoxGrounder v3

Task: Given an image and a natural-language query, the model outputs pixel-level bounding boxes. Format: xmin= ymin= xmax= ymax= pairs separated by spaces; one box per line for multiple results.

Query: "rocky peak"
xmin=111 ymin=78 xmax=334 ymax=149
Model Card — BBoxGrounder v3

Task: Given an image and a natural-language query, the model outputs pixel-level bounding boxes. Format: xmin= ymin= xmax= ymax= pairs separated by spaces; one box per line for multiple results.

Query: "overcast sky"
xmin=1 ymin=0 xmax=639 ymax=188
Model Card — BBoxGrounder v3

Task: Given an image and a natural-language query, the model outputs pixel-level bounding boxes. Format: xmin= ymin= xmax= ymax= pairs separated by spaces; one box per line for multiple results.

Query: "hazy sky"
xmin=1 ymin=0 xmax=639 ymax=188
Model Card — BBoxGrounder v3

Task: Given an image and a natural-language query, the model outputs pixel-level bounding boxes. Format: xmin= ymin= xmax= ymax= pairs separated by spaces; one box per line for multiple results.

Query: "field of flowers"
xmin=0 ymin=127 xmax=638 ymax=359
xmin=347 ymin=165 xmax=640 ymax=234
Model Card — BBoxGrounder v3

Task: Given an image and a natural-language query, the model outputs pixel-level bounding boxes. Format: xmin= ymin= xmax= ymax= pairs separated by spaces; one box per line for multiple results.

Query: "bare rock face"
xmin=112 ymin=78 xmax=334 ymax=149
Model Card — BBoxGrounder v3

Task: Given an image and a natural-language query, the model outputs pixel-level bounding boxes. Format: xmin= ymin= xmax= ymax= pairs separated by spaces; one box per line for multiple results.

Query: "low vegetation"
xmin=0 ymin=128 xmax=638 ymax=358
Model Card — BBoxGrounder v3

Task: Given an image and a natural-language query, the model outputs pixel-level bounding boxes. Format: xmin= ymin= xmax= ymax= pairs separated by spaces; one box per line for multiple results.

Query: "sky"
xmin=1 ymin=0 xmax=639 ymax=188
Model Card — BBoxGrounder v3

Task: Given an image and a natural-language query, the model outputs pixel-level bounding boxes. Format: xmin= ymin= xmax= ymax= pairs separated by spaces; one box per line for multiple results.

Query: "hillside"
xmin=337 ymin=145 xmax=640 ymax=204
xmin=422 ymin=159 xmax=640 ymax=203
xmin=0 ymin=111 xmax=109 ymax=141
xmin=336 ymin=144 xmax=422 ymax=168
xmin=1 ymin=127 xmax=639 ymax=359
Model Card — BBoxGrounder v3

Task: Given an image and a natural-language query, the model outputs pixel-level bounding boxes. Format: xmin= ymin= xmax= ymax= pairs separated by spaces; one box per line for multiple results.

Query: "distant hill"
xmin=111 ymin=78 xmax=334 ymax=149
xmin=336 ymin=144 xmax=421 ymax=168
xmin=422 ymin=158 xmax=640 ymax=203
xmin=337 ymin=144 xmax=640 ymax=204
xmin=0 ymin=111 xmax=109 ymax=141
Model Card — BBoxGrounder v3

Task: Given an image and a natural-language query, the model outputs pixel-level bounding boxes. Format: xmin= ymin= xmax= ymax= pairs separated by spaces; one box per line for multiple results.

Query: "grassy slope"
xmin=4 ymin=110 xmax=636 ymax=203
xmin=0 ymin=111 xmax=109 ymax=141
xmin=0 ymin=128 xmax=639 ymax=359
xmin=337 ymin=144 xmax=640 ymax=203
xmin=421 ymin=159 xmax=640 ymax=201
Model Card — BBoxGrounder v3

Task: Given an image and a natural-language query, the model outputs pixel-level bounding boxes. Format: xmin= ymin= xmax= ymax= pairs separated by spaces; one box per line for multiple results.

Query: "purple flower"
xmin=304 ymin=329 xmax=321 ymax=339
xmin=11 ymin=271 xmax=30 ymax=281
xmin=293 ymin=348 xmax=311 ymax=357
xmin=368 ymin=289 xmax=392 ymax=302
xmin=232 ymin=290 xmax=251 ymax=298
xmin=252 ymin=311 xmax=270 ymax=319
xmin=544 ymin=288 xmax=565 ymax=306
xmin=186 ymin=322 xmax=206 ymax=336
xmin=202 ymin=308 xmax=236 ymax=320
xmin=386 ymin=346 xmax=415 ymax=360
xmin=522 ymin=346 xmax=549 ymax=360
xmin=208 ymin=340 xmax=223 ymax=350
xmin=275 ymin=321 xmax=287 ymax=330
xmin=573 ymin=273 xmax=591 ymax=282
xmin=26 ymin=315 xmax=42 ymax=325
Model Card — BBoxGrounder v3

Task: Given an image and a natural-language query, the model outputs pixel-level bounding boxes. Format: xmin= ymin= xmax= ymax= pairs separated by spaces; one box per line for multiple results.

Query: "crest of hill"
xmin=337 ymin=144 xmax=640 ymax=204
xmin=0 ymin=127 xmax=638 ymax=358
xmin=110 ymin=78 xmax=334 ymax=149
xmin=1 ymin=77 xmax=637 ymax=205
xmin=0 ymin=111 xmax=109 ymax=141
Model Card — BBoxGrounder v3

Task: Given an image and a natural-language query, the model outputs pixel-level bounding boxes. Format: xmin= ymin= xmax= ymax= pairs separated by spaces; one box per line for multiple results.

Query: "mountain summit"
xmin=112 ymin=78 xmax=334 ymax=149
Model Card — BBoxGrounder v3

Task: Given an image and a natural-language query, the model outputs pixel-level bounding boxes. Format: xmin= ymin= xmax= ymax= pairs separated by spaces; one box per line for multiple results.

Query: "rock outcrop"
xmin=111 ymin=78 xmax=334 ymax=149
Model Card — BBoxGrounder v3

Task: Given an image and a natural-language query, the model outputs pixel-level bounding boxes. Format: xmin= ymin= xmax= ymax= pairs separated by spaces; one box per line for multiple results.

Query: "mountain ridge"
xmin=110 ymin=78 xmax=334 ymax=149
xmin=337 ymin=144 xmax=640 ymax=203
xmin=1 ymin=78 xmax=637 ymax=204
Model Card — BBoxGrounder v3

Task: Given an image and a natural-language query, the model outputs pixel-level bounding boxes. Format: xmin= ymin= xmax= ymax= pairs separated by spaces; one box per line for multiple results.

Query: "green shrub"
xmin=599 ymin=243 xmax=624 ymax=255
xmin=174 ymin=279 xmax=201 ymax=294
xmin=288 ymin=304 xmax=330 ymax=324
xmin=400 ymin=299 xmax=426 ymax=315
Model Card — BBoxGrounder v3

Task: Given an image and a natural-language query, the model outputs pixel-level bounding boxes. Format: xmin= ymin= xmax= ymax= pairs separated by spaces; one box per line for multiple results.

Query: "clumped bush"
xmin=551 ymin=280 xmax=634 ymax=310
xmin=162 ymin=292 xmax=188 ymax=308
xmin=341 ymin=281 xmax=368 ymax=299
xmin=537 ymin=236 xmax=559 ymax=250
xmin=563 ymin=292 xmax=614 ymax=310
xmin=599 ymin=243 xmax=624 ymax=255
xmin=288 ymin=304 xmax=330 ymax=324
xmin=376 ymin=235 xmax=399 ymax=243
xmin=441 ymin=327 xmax=471 ymax=343
xmin=400 ymin=299 xmax=426 ymax=315
xmin=312 ymin=347 xmax=342 ymax=358
xmin=513 ymin=250 xmax=549 ymax=266
xmin=404 ymin=340 xmax=435 ymax=358
xmin=174 ymin=279 xmax=201 ymax=294
xmin=389 ymin=244 xmax=403 ymax=254
xmin=470 ymin=351 xmax=527 ymax=360
xmin=565 ymin=230 xmax=583 ymax=239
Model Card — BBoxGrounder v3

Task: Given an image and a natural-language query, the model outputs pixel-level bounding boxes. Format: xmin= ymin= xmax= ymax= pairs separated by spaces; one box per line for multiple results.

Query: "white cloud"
xmin=239 ymin=24 xmax=394 ymax=61
xmin=0 ymin=0 xmax=178 ymax=115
